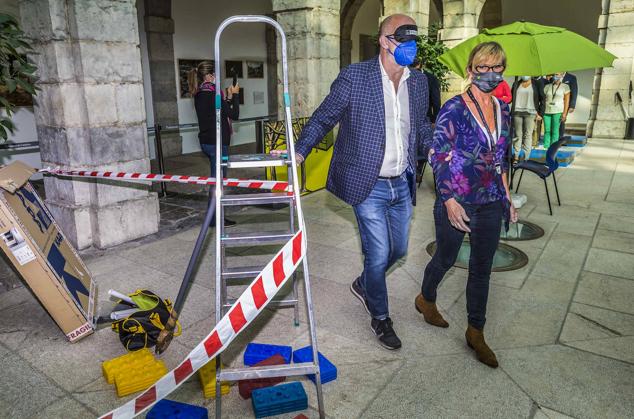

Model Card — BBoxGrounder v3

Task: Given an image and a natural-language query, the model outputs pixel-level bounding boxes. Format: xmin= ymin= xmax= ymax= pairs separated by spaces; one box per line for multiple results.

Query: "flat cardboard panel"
xmin=0 ymin=162 xmax=96 ymax=342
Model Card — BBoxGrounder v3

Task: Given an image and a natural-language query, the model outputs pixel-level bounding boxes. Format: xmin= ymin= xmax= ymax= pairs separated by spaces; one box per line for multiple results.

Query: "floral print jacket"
xmin=429 ymin=94 xmax=511 ymax=206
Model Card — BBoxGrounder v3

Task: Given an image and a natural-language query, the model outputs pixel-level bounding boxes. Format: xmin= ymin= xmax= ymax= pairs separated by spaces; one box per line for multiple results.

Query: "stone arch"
xmin=477 ymin=0 xmax=502 ymax=30
xmin=340 ymin=0 xmax=384 ymax=68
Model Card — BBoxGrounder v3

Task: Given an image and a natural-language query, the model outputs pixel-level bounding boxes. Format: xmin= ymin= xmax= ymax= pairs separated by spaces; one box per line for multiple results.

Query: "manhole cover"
xmin=425 ymin=240 xmax=528 ymax=272
xmin=500 ymin=220 xmax=545 ymax=241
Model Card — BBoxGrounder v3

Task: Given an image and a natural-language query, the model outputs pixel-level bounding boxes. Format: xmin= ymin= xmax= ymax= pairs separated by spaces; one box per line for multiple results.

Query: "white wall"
xmin=350 ymin=0 xmax=381 ymax=63
xmin=501 ymin=0 xmax=601 ymax=126
xmin=171 ymin=0 xmax=273 ymax=152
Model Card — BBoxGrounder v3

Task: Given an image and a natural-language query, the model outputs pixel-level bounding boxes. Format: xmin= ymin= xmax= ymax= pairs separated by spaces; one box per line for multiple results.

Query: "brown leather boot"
xmin=465 ymin=325 xmax=498 ymax=368
xmin=414 ymin=294 xmax=449 ymax=328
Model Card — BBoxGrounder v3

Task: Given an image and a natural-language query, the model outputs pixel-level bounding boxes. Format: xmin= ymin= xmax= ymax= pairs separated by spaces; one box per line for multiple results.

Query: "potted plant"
xmin=0 ymin=13 xmax=37 ymax=142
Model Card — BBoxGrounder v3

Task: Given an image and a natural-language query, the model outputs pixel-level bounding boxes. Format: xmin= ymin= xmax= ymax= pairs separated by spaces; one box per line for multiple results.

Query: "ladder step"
xmin=222 ymin=192 xmax=293 ymax=206
xmin=224 ymin=154 xmax=291 ymax=169
xmin=217 ymin=362 xmax=317 ymax=381
xmin=222 ymin=266 xmax=263 ymax=280
xmin=221 ymin=231 xmax=293 ymax=246
xmin=223 ymin=298 xmax=298 ymax=309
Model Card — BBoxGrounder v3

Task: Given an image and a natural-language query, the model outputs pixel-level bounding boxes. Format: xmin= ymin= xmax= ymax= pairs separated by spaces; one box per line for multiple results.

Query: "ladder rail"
xmin=212 ymin=15 xmax=324 ymax=419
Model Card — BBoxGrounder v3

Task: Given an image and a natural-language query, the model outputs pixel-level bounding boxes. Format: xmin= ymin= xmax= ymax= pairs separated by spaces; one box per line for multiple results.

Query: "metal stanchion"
xmin=154 ymin=123 xmax=168 ymax=198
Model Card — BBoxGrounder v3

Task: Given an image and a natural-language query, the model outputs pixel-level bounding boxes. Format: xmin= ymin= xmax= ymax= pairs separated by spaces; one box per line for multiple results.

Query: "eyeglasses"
xmin=474 ymin=64 xmax=505 ymax=73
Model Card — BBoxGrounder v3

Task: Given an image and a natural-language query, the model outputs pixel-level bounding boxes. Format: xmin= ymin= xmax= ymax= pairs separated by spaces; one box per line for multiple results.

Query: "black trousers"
xmin=421 ymin=199 xmax=503 ymax=329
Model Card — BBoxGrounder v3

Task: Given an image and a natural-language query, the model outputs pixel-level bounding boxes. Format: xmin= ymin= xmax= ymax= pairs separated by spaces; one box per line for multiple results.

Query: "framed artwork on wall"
xmin=178 ymin=58 xmax=214 ymax=98
xmin=247 ymin=61 xmax=264 ymax=79
xmin=224 ymin=60 xmax=243 ymax=79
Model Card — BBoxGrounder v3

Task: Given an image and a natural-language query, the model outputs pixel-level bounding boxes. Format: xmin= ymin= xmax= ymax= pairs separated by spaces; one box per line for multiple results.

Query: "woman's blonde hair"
xmin=187 ymin=60 xmax=215 ymax=97
xmin=465 ymin=41 xmax=506 ymax=74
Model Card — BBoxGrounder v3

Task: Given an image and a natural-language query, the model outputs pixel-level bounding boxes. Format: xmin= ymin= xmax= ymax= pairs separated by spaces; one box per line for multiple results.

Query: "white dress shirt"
xmin=379 ymin=58 xmax=411 ymax=177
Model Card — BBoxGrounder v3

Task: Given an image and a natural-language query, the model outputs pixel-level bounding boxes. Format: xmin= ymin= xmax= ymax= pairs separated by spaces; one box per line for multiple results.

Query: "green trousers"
xmin=543 ymin=113 xmax=562 ymax=149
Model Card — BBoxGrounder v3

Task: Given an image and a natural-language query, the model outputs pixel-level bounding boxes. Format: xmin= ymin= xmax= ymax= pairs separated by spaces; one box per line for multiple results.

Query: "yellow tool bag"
xmin=110 ymin=289 xmax=181 ymax=351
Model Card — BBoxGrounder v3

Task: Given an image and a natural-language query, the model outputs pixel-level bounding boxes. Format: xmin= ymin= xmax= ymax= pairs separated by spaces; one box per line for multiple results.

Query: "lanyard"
xmin=467 ymin=88 xmax=498 ymax=152
xmin=550 ymin=82 xmax=561 ymax=100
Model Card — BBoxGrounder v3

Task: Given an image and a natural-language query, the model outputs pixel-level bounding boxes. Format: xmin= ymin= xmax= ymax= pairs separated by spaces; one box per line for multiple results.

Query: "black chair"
xmin=513 ymin=138 xmax=566 ymax=215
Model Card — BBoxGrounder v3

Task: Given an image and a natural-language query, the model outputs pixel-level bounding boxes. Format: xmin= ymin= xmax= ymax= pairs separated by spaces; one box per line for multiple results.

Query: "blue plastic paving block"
xmin=146 ymin=399 xmax=208 ymax=419
xmin=244 ymin=343 xmax=292 ymax=366
xmin=251 ymin=382 xmax=308 ymax=418
xmin=292 ymin=346 xmax=337 ymax=384
xmin=565 ymin=135 xmax=588 ymax=147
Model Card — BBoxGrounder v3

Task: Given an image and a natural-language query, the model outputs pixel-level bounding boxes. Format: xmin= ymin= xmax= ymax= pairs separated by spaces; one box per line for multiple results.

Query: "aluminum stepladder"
xmin=212 ymin=16 xmax=325 ymax=419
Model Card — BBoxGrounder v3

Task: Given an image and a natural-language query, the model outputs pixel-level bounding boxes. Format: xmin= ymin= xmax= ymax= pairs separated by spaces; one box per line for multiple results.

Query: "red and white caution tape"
xmin=99 ymin=230 xmax=305 ymax=419
xmin=40 ymin=168 xmax=290 ymax=192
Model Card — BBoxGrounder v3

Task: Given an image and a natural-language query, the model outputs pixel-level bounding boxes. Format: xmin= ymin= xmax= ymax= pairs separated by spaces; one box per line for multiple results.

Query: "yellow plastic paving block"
xmin=102 ymin=349 xmax=154 ymax=384
xmin=199 ymin=361 xmax=230 ymax=399
xmin=114 ymin=359 xmax=168 ymax=397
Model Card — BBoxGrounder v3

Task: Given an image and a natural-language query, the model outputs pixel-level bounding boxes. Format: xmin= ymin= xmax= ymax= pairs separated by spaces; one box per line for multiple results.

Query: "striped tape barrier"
xmin=100 ymin=230 xmax=305 ymax=419
xmin=40 ymin=168 xmax=290 ymax=192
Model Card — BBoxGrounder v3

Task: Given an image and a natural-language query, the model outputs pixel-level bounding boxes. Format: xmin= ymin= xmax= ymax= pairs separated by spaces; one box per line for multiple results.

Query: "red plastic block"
xmin=294 ymin=415 xmax=309 ymax=419
xmin=238 ymin=354 xmax=286 ymax=399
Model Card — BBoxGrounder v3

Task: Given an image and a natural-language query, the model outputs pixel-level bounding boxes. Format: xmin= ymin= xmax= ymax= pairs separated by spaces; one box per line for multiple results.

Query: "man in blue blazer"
xmin=281 ymin=14 xmax=433 ymax=349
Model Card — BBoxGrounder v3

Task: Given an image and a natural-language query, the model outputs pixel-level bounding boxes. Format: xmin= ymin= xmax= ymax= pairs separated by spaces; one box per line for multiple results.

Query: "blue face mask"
xmin=472 ymin=71 xmax=504 ymax=93
xmin=388 ymin=39 xmax=418 ymax=67
xmin=553 ymin=75 xmax=562 ymax=82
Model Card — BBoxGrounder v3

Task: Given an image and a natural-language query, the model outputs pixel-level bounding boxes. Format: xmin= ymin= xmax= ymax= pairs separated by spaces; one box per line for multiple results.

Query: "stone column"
xmin=383 ymin=0 xmax=431 ymax=33
xmin=144 ymin=0 xmax=181 ymax=156
xmin=588 ymin=0 xmax=634 ymax=139
xmin=440 ymin=0 xmax=486 ymax=101
xmin=272 ymin=0 xmax=340 ymax=117
xmin=19 ymin=0 xmax=159 ymax=249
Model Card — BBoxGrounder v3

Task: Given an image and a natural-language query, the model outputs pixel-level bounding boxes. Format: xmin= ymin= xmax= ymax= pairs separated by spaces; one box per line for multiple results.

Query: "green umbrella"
xmin=438 ymin=21 xmax=616 ymax=78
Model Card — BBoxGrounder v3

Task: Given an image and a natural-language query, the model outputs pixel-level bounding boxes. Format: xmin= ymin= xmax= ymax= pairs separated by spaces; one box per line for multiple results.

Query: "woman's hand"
xmin=510 ymin=202 xmax=519 ymax=223
xmin=444 ymin=198 xmax=471 ymax=232
xmin=536 ymin=114 xmax=542 ymax=121
xmin=226 ymin=84 xmax=240 ymax=99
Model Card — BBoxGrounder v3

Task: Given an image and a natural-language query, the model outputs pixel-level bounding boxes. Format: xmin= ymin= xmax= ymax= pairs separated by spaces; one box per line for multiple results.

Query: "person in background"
xmin=492 ymin=78 xmax=512 ymax=104
xmin=416 ymin=41 xmax=518 ymax=368
xmin=410 ymin=58 xmax=441 ymax=123
xmin=188 ymin=60 xmax=240 ymax=227
xmin=410 ymin=58 xmax=440 ymax=184
xmin=545 ymin=72 xmax=577 ymax=137
xmin=542 ymin=72 xmax=570 ymax=149
xmin=511 ymin=76 xmax=545 ymax=163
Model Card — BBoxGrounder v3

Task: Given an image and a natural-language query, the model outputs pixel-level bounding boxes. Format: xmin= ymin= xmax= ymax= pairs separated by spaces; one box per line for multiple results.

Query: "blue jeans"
xmin=421 ymin=199 xmax=503 ymax=329
xmin=201 ymin=144 xmax=228 ymax=178
xmin=353 ymin=175 xmax=413 ymax=320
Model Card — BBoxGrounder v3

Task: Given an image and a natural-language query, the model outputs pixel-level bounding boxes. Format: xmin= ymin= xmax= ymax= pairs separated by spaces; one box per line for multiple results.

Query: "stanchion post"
xmin=255 ymin=119 xmax=263 ymax=154
xmin=154 ymin=123 xmax=167 ymax=198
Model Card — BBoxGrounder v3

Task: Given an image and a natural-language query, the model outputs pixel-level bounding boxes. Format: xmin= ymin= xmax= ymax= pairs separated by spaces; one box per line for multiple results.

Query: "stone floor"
xmin=0 ymin=139 xmax=633 ymax=418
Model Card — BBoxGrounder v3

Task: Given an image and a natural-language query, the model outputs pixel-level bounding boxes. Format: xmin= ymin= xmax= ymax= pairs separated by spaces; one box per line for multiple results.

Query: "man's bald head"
xmin=379 ymin=14 xmax=416 ymax=37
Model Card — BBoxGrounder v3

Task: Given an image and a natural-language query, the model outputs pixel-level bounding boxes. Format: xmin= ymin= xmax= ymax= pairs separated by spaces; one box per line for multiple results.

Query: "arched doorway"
xmin=477 ymin=0 xmax=502 ymax=30
xmin=340 ymin=0 xmax=383 ymax=68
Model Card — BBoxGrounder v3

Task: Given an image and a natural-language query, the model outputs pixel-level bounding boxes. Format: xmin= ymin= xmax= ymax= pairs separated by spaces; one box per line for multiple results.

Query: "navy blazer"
xmin=295 ymin=56 xmax=433 ymax=206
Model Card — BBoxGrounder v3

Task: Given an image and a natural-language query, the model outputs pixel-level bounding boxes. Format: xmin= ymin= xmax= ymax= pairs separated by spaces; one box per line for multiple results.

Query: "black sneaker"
xmin=371 ymin=317 xmax=402 ymax=350
xmin=350 ymin=277 xmax=370 ymax=315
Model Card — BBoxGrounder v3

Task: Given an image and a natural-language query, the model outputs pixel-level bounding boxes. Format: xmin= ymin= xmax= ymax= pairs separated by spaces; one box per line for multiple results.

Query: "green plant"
xmin=416 ymin=23 xmax=450 ymax=91
xmin=0 ymin=13 xmax=37 ymax=142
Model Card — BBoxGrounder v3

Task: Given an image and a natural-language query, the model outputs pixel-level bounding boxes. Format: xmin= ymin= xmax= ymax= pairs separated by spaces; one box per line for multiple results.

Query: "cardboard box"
xmin=0 ymin=161 xmax=96 ymax=342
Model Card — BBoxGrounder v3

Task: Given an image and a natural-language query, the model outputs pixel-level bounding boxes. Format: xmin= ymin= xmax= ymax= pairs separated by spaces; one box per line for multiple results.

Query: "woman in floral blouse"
xmin=414 ymin=42 xmax=518 ymax=368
